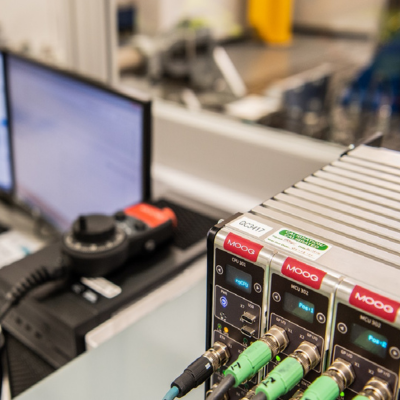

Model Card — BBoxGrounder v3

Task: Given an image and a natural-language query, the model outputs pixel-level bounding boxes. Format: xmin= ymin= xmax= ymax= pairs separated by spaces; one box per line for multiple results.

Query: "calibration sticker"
xmin=265 ymin=228 xmax=332 ymax=261
xmin=229 ymin=216 xmax=273 ymax=238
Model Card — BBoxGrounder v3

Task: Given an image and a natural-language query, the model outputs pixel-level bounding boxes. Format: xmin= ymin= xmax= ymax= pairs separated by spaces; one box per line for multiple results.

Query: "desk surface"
xmin=15 ymin=274 xmax=208 ymax=400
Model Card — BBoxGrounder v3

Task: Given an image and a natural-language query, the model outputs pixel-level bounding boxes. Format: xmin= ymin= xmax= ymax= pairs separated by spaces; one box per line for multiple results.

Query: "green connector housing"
xmin=301 ymin=376 xmax=340 ymax=400
xmin=224 ymin=341 xmax=273 ymax=387
xmin=255 ymin=356 xmax=304 ymax=400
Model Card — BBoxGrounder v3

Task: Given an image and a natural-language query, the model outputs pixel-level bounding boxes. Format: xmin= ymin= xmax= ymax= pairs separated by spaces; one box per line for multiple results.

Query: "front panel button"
xmin=216 ymin=265 xmax=223 ymax=275
xmin=272 ymin=292 xmax=281 ymax=302
xmin=220 ymin=296 xmax=228 ymax=308
xmin=82 ymin=290 xmax=98 ymax=304
xmin=337 ymin=322 xmax=347 ymax=334
xmin=254 ymin=283 xmax=262 ymax=293
xmin=389 ymin=346 xmax=400 ymax=360
xmin=316 ymin=312 xmax=326 ymax=324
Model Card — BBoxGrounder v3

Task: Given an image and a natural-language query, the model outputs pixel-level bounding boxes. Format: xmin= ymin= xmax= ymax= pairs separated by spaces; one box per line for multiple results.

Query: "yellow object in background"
xmin=248 ymin=0 xmax=293 ymax=45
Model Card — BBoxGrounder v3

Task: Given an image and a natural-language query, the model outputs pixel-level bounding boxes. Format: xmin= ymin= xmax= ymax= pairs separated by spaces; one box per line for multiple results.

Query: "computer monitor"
xmin=7 ymin=53 xmax=151 ymax=231
xmin=0 ymin=50 xmax=13 ymax=197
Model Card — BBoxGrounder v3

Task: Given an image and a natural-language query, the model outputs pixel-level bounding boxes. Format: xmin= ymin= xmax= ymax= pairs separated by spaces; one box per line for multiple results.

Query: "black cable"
xmin=253 ymin=393 xmax=266 ymax=400
xmin=0 ymin=261 xmax=68 ymax=322
xmin=0 ymin=260 xmax=69 ymax=399
xmin=172 ymin=355 xmax=216 ymax=397
xmin=206 ymin=375 xmax=235 ymax=400
xmin=167 ymin=342 xmax=229 ymax=399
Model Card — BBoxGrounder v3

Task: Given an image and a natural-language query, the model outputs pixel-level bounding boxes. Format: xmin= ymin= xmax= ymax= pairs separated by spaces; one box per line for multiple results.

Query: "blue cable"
xmin=163 ymin=386 xmax=179 ymax=400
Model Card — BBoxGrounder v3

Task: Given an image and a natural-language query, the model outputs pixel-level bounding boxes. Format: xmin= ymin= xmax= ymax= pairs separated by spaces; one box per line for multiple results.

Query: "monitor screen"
xmin=8 ymin=54 xmax=150 ymax=231
xmin=0 ymin=51 xmax=13 ymax=194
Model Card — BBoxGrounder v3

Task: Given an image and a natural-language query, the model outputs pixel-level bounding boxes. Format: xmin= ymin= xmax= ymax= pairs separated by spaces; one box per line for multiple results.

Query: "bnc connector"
xmin=255 ymin=341 xmax=320 ymax=400
xmin=300 ymin=358 xmax=355 ymax=400
xmin=290 ymin=341 xmax=320 ymax=375
xmin=260 ymin=325 xmax=289 ymax=358
xmin=204 ymin=341 xmax=230 ymax=371
xmin=323 ymin=358 xmax=355 ymax=393
xmin=354 ymin=377 xmax=392 ymax=400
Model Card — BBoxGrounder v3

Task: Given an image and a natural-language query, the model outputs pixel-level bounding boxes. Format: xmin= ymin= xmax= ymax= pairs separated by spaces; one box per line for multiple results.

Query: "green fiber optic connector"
xmin=224 ymin=325 xmax=288 ymax=387
xmin=255 ymin=341 xmax=320 ymax=400
xmin=301 ymin=358 xmax=355 ymax=400
xmin=301 ymin=375 xmax=341 ymax=400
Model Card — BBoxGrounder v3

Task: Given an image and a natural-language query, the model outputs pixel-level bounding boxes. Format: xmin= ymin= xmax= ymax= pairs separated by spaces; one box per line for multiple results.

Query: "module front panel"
xmin=263 ymin=253 xmax=339 ymax=399
xmin=331 ymin=281 xmax=400 ymax=400
xmin=210 ymin=229 xmax=273 ymax=400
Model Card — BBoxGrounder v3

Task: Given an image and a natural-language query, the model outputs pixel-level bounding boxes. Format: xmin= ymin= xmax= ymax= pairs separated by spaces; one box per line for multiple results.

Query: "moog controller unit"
xmin=206 ymin=144 xmax=400 ymax=400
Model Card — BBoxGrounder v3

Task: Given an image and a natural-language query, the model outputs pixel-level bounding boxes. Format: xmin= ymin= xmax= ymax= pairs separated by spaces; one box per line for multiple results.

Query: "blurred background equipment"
xmin=248 ymin=0 xmax=293 ymax=45
xmin=118 ymin=20 xmax=247 ymax=109
xmin=1 ymin=0 xmax=399 ymax=150
xmin=332 ymin=0 xmax=400 ymax=148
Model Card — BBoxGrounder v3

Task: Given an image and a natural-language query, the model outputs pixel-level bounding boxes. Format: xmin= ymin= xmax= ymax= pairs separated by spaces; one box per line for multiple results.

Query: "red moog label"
xmin=350 ymin=285 xmax=400 ymax=323
xmin=223 ymin=233 xmax=263 ymax=262
xmin=281 ymin=257 xmax=327 ymax=290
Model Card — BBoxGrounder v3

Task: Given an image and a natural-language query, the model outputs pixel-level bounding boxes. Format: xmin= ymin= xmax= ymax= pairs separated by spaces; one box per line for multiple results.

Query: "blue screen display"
xmin=226 ymin=264 xmax=252 ymax=294
xmin=283 ymin=292 xmax=315 ymax=323
xmin=351 ymin=323 xmax=388 ymax=358
xmin=368 ymin=334 xmax=387 ymax=348
xmin=298 ymin=301 xmax=314 ymax=314
xmin=235 ymin=278 xmax=250 ymax=290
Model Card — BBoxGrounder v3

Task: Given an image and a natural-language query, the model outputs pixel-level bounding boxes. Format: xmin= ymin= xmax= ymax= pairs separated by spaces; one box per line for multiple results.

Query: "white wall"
xmin=0 ymin=0 xmax=72 ymax=65
xmin=293 ymin=0 xmax=385 ymax=36
xmin=0 ymin=0 xmax=117 ymax=83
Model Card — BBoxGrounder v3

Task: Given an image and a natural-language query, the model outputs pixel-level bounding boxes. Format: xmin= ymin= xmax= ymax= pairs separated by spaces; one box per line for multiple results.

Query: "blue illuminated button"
xmin=220 ymin=296 xmax=228 ymax=308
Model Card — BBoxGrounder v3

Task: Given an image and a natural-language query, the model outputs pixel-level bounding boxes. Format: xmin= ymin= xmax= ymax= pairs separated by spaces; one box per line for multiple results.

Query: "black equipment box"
xmin=0 ymin=200 xmax=217 ymax=397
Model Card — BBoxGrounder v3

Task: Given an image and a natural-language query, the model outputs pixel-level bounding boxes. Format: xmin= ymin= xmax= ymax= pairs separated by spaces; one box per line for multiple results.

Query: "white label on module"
xmin=230 ymin=217 xmax=273 ymax=238
xmin=265 ymin=228 xmax=332 ymax=261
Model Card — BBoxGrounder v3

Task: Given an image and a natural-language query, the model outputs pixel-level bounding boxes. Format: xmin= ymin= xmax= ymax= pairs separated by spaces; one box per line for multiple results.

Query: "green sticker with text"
xmin=278 ymin=230 xmax=329 ymax=250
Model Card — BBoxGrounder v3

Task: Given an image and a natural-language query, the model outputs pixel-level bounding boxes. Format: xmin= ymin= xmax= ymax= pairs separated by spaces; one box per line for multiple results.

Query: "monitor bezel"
xmin=0 ymin=48 xmax=15 ymax=204
xmin=4 ymin=49 xmax=152 ymax=228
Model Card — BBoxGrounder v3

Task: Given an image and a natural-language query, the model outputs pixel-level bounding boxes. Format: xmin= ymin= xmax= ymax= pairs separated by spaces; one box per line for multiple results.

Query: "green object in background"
xmin=301 ymin=376 xmax=340 ymax=400
xmin=224 ymin=340 xmax=273 ymax=387
xmin=255 ymin=357 xmax=304 ymax=400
